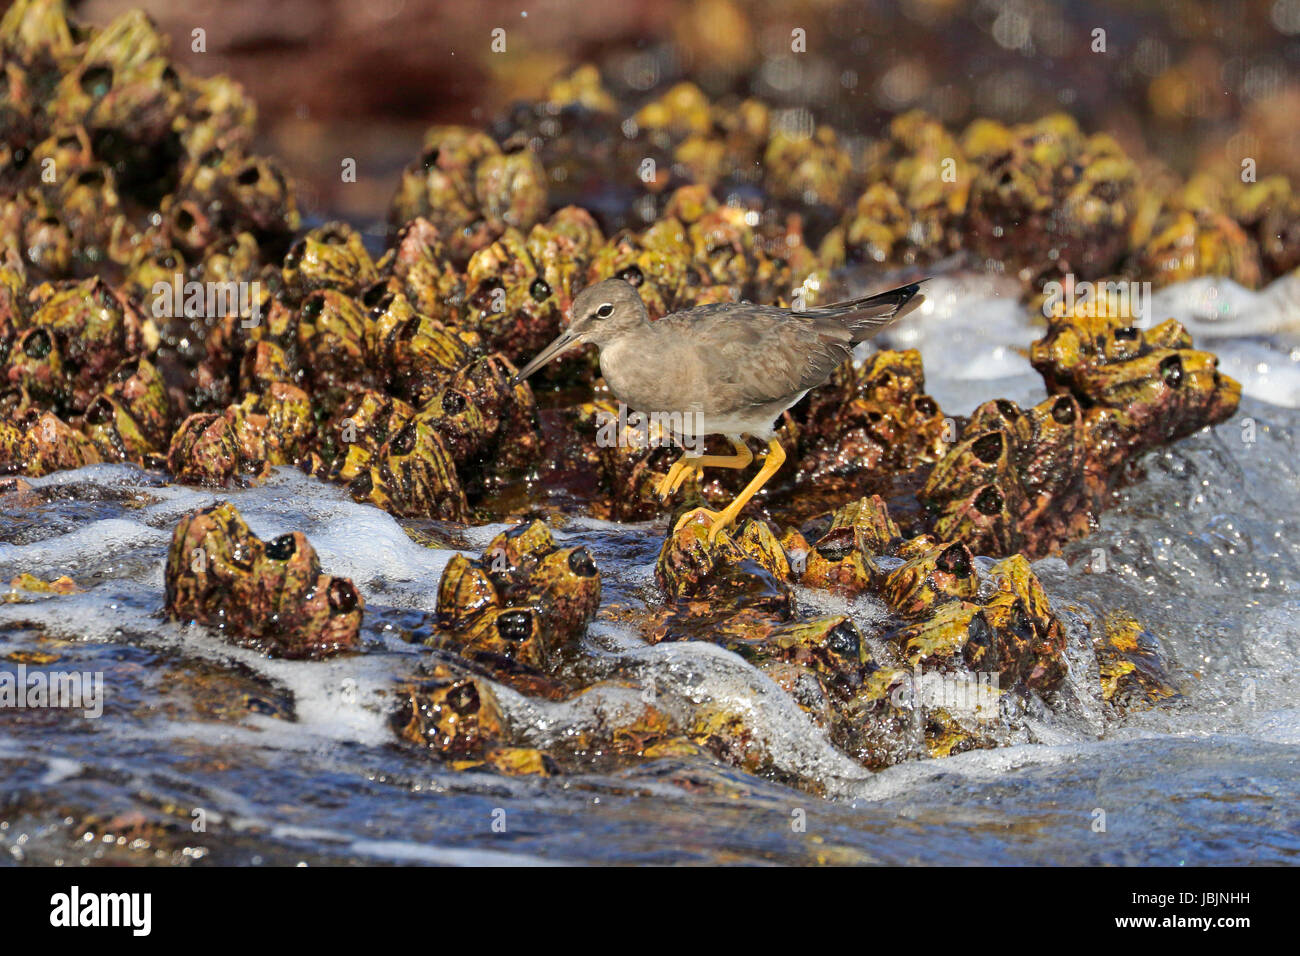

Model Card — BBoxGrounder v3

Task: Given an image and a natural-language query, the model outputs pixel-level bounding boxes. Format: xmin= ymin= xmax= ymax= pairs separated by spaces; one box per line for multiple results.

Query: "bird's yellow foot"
xmin=703 ymin=506 xmax=741 ymax=543
xmin=656 ymin=459 xmax=692 ymax=500
xmin=666 ymin=462 xmax=701 ymax=496
xmin=670 ymin=506 xmax=740 ymax=543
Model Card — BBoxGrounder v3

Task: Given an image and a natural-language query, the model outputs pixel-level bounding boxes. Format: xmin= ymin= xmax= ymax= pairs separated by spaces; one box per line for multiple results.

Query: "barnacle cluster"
xmin=644 ymin=495 xmax=1072 ymax=769
xmin=164 ymin=502 xmax=362 ymax=659
xmin=0 ymin=0 xmax=297 ymax=412
xmin=919 ymin=294 xmax=1241 ymax=558
xmin=433 ymin=520 xmax=601 ymax=671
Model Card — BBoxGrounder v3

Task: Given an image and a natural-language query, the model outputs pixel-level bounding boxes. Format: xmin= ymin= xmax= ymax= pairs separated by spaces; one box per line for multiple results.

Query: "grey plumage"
xmin=511 ymin=277 xmax=925 ymax=439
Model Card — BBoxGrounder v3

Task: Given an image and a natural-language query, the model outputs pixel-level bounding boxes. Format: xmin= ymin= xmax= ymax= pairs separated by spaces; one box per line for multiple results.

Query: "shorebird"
xmin=512 ymin=277 xmax=926 ymax=541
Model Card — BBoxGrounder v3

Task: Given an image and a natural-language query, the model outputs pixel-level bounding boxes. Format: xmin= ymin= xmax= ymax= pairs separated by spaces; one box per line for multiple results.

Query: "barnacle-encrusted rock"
xmin=344 ymin=414 xmax=468 ymax=520
xmin=1136 ymin=209 xmax=1262 ymax=290
xmin=587 ymin=216 xmax=703 ymax=319
xmin=763 ymin=125 xmax=853 ymax=215
xmin=432 ymin=520 xmax=600 ymax=669
xmin=14 ymin=277 xmax=153 ymax=414
xmin=962 ymin=114 xmax=1136 ymax=286
xmin=222 ymin=382 xmax=314 ymax=471
xmin=920 ymin=393 xmax=1093 ymax=557
xmin=797 ymin=348 xmax=948 ymax=485
xmin=166 ymin=411 xmax=242 ymax=486
xmin=389 ymin=126 xmax=548 ymax=263
xmin=164 ymin=501 xmax=363 ymax=658
xmin=281 ymin=222 xmax=377 ymax=302
xmin=839 ymin=110 xmax=970 ymax=265
xmin=1030 ymin=307 xmax=1242 ymax=469
xmin=919 ymin=302 xmax=1241 ymax=559
xmin=327 ymin=388 xmax=413 ymax=477
xmin=375 ymin=295 xmax=478 ymax=409
xmin=388 ymin=353 xmax=540 ymax=493
xmin=372 ymin=217 xmax=465 ymax=323
xmin=391 ymin=666 xmax=509 ymax=759
xmin=295 ymin=288 xmax=375 ymax=393
xmin=560 ymin=396 xmax=680 ymax=521
xmin=82 ymin=356 xmax=171 ymax=463
xmin=1 ymin=407 xmax=102 ymax=475
xmin=1236 ymin=178 xmax=1300 ymax=277
xmin=2 ymin=0 xmax=295 ymax=289
xmin=654 ymin=510 xmax=794 ymax=625
xmin=667 ymin=184 xmax=821 ymax=307
xmin=780 ymin=496 xmax=1069 ymax=695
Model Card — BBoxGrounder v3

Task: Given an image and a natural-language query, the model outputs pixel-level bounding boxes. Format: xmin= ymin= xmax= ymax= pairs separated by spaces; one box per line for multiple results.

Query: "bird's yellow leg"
xmin=656 ymin=439 xmax=753 ymax=500
xmin=700 ymin=438 xmax=786 ymax=542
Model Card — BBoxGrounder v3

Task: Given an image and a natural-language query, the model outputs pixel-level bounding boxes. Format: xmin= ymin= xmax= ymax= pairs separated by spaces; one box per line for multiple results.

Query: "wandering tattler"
xmin=512 ymin=277 xmax=927 ymax=540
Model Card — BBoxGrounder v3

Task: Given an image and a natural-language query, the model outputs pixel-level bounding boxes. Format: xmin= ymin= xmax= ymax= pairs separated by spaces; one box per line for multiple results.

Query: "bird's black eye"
xmin=595 ymin=303 xmax=614 ymax=319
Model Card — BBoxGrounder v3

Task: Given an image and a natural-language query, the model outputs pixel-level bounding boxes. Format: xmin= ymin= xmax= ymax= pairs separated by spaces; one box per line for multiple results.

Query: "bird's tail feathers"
xmin=814 ymin=279 xmax=928 ymax=342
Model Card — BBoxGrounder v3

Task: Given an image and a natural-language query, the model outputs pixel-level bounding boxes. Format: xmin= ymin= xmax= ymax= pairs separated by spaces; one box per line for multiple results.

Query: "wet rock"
xmin=391 ymin=669 xmax=507 ymax=758
xmin=164 ymin=501 xmax=363 ymax=658
xmin=562 ymin=396 xmax=681 ymax=521
xmin=784 ymin=495 xmax=1070 ymax=704
xmin=1094 ymin=610 xmax=1180 ymax=710
xmin=432 ymin=520 xmax=601 ymax=668
xmin=918 ymin=305 xmax=1242 ymax=559
xmin=881 ymin=540 xmax=980 ymax=616
xmin=377 ymin=299 xmax=478 ymax=411
xmin=326 ymin=388 xmax=414 ymax=479
xmin=452 ymin=746 xmax=559 ymax=777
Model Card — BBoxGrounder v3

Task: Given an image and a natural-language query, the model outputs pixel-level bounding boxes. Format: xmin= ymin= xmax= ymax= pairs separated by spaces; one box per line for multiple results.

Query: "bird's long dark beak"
xmin=510 ymin=328 xmax=581 ymax=385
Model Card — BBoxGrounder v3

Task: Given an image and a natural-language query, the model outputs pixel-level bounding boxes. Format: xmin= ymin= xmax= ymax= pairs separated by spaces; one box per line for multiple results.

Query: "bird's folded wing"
xmin=711 ymin=311 xmax=855 ymax=403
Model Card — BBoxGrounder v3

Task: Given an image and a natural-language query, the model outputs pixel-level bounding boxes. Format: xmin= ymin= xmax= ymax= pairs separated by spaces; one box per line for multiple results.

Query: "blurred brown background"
xmin=52 ymin=0 xmax=1300 ymax=227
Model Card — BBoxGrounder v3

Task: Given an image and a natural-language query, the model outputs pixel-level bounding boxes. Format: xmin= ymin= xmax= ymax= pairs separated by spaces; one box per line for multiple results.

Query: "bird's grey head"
xmin=568 ymin=278 xmax=648 ymax=346
xmin=511 ymin=278 xmax=649 ymax=383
